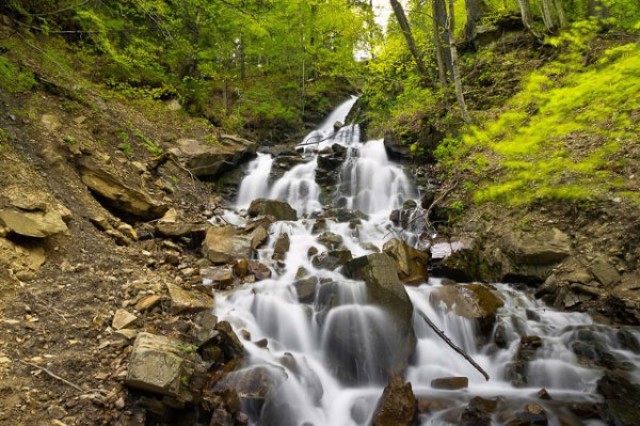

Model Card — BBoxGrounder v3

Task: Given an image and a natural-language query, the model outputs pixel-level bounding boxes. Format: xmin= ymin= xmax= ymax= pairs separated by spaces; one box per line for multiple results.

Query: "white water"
xmin=215 ymin=99 xmax=640 ymax=425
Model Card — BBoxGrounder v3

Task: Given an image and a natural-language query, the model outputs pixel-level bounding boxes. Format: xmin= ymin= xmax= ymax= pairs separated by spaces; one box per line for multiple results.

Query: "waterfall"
xmin=214 ymin=99 xmax=640 ymax=426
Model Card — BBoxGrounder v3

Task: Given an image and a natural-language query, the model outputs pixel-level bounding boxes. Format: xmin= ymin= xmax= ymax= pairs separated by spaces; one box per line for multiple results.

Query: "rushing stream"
xmin=213 ymin=98 xmax=640 ymax=425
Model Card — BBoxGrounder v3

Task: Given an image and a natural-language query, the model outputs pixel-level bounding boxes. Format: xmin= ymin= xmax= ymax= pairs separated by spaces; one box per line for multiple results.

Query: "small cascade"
xmin=212 ymin=98 xmax=640 ymax=426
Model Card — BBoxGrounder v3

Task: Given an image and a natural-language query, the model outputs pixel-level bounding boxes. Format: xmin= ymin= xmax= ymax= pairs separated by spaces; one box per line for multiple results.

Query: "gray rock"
xmin=248 ymin=199 xmax=297 ymax=221
xmin=430 ymin=377 xmax=469 ymax=390
xmin=503 ymin=228 xmax=571 ymax=265
xmin=430 ymin=284 xmax=504 ymax=335
xmin=166 ymin=283 xmax=214 ymax=313
xmin=316 ymin=232 xmax=343 ymax=250
xmin=312 ymin=249 xmax=353 ymax=270
xmin=112 ymin=309 xmax=138 ymax=330
xmin=272 ymin=233 xmax=290 ymax=262
xmin=372 ymin=376 xmax=417 ymax=426
xmin=168 ymin=137 xmax=256 ymax=178
xmin=126 ymin=333 xmax=195 ymax=401
xmin=590 ymin=257 xmax=621 ymax=287
xmin=202 ymin=226 xmax=252 ymax=264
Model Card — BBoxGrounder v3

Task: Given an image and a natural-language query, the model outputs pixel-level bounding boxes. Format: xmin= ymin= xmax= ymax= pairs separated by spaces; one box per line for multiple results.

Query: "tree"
xmin=389 ymin=0 xmax=431 ymax=85
xmin=446 ymin=0 xmax=471 ymax=122
xmin=464 ymin=0 xmax=485 ymax=44
xmin=516 ymin=0 xmax=535 ymax=32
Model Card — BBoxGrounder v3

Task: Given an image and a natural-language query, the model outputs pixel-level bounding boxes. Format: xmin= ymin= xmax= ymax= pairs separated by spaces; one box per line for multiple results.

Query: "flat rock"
xmin=78 ymin=159 xmax=167 ymax=219
xmin=430 ymin=284 xmax=504 ymax=335
xmin=503 ymin=228 xmax=571 ymax=265
xmin=168 ymin=137 xmax=256 ymax=178
xmin=202 ymin=226 xmax=252 ymax=264
xmin=166 ymin=283 xmax=214 ymax=313
xmin=0 ymin=208 xmax=67 ymax=238
xmin=112 ymin=309 xmax=138 ymax=330
xmin=125 ymin=332 xmax=195 ymax=401
xmin=248 ymin=199 xmax=297 ymax=221
xmin=430 ymin=376 xmax=469 ymax=390
xmin=134 ymin=295 xmax=162 ymax=312
xmin=312 ymin=249 xmax=353 ymax=270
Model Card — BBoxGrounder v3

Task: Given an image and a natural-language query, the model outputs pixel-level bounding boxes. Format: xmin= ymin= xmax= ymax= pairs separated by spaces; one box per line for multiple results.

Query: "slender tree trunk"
xmin=432 ymin=0 xmax=448 ymax=87
xmin=464 ymin=0 xmax=484 ymax=44
xmin=434 ymin=0 xmax=454 ymax=77
xmin=447 ymin=0 xmax=471 ymax=123
xmin=541 ymin=0 xmax=558 ymax=32
xmin=588 ymin=0 xmax=610 ymax=20
xmin=389 ymin=0 xmax=430 ymax=84
xmin=516 ymin=0 xmax=534 ymax=31
xmin=553 ymin=0 xmax=568 ymax=28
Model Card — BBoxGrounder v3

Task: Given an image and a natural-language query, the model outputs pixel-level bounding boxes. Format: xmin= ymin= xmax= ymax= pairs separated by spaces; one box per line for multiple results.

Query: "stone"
xmin=202 ymin=226 xmax=252 ymax=264
xmin=249 ymin=261 xmax=272 ymax=281
xmin=167 ymin=137 xmax=256 ymax=178
xmin=430 ymin=284 xmax=505 ymax=335
xmin=312 ymin=249 xmax=353 ymax=270
xmin=598 ymin=372 xmax=640 ymax=426
xmin=155 ymin=222 xmax=207 ymax=239
xmin=159 ymin=208 xmax=178 ymax=223
xmin=272 ymin=233 xmax=290 ymax=262
xmin=433 ymin=238 xmax=485 ymax=282
xmin=115 ymin=329 xmax=138 ymax=340
xmin=589 ymin=257 xmax=621 ymax=287
xmin=342 ymin=253 xmax=416 ymax=380
xmin=233 ymin=259 xmax=250 ymax=279
xmin=430 ymin=377 xmax=469 ymax=390
xmin=166 ymin=283 xmax=214 ymax=313
xmin=117 ymin=223 xmax=138 ymax=240
xmin=135 ymin=295 xmax=162 ymax=312
xmin=316 ymin=232 xmax=343 ymax=250
xmin=78 ymin=160 xmax=167 ymax=219
xmin=0 ymin=208 xmax=67 ymax=238
xmin=250 ymin=226 xmax=269 ymax=250
xmin=202 ymin=266 xmax=234 ymax=287
xmin=383 ymin=238 xmax=430 ymax=285
xmin=215 ymin=365 xmax=287 ymax=410
xmin=126 ymin=333 xmax=195 ymax=401
xmin=503 ymin=228 xmax=571 ymax=266
xmin=323 ymin=208 xmax=368 ymax=223
xmin=247 ymin=199 xmax=297 ymax=222
xmin=293 ymin=276 xmax=319 ymax=303
xmin=41 ymin=114 xmax=61 ymax=131
xmin=112 ymin=309 xmax=138 ymax=330
xmin=372 ymin=376 xmax=417 ymax=426
xmin=460 ymin=396 xmax=498 ymax=426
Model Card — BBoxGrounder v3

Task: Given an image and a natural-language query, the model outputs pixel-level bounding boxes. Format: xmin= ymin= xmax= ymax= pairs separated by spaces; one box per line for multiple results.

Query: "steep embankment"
xmin=0 ymin=19 xmax=258 ymax=425
xmin=431 ymin=33 xmax=640 ymax=324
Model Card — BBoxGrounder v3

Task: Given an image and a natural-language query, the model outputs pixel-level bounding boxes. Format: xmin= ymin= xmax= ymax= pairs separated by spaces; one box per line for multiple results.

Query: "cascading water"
xmin=215 ymin=99 xmax=640 ymax=425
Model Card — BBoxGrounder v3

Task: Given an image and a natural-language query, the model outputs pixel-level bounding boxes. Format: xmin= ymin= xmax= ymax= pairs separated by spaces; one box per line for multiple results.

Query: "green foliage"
xmin=134 ymin=130 xmax=163 ymax=155
xmin=0 ymin=56 xmax=36 ymax=94
xmin=62 ymin=135 xmax=77 ymax=144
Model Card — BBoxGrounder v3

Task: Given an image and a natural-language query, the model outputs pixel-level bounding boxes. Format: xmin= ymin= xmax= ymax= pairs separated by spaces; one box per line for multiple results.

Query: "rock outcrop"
xmin=383 ymin=238 xmax=429 ymax=285
xmin=168 ymin=137 xmax=256 ymax=178
xmin=202 ymin=226 xmax=253 ymax=264
xmin=0 ymin=186 xmax=69 ymax=238
xmin=430 ymin=284 xmax=504 ymax=335
xmin=247 ymin=199 xmax=297 ymax=222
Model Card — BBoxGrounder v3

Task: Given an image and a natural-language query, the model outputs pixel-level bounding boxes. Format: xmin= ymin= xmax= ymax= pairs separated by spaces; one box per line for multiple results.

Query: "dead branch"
xmin=20 ymin=360 xmax=87 ymax=393
xmin=417 ymin=310 xmax=490 ymax=381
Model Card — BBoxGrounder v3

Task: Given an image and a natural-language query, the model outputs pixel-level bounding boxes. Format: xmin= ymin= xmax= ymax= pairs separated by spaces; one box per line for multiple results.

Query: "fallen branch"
xmin=20 ymin=360 xmax=86 ymax=392
xmin=417 ymin=310 xmax=490 ymax=381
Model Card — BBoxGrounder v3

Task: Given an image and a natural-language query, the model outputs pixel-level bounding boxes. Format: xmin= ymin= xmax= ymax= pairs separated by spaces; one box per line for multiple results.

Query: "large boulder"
xmin=342 ymin=253 xmax=416 ymax=379
xmin=78 ymin=160 xmax=167 ymax=220
xmin=166 ymin=283 xmax=214 ymax=313
xmin=372 ymin=376 xmax=417 ymax=426
xmin=503 ymin=228 xmax=571 ymax=265
xmin=168 ymin=137 xmax=256 ymax=178
xmin=383 ymin=238 xmax=429 ymax=285
xmin=430 ymin=284 xmax=504 ymax=335
xmin=0 ymin=186 xmax=69 ymax=238
xmin=215 ymin=365 xmax=288 ymax=416
xmin=126 ymin=333 xmax=196 ymax=402
xmin=202 ymin=226 xmax=252 ymax=264
xmin=597 ymin=372 xmax=640 ymax=425
xmin=312 ymin=249 xmax=353 ymax=270
xmin=247 ymin=199 xmax=297 ymax=222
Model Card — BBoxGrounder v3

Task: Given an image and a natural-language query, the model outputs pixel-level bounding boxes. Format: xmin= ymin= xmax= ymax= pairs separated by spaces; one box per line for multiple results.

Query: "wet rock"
xmin=383 ymin=136 xmax=412 ymax=162
xmin=203 ymin=226 xmax=252 ymax=264
xmin=510 ymin=404 xmax=548 ymax=426
xmin=250 ymin=226 xmax=269 ymax=250
xmin=112 ymin=309 xmax=138 ymax=330
xmin=202 ymin=266 xmax=234 ymax=288
xmin=168 ymin=137 xmax=256 ymax=178
xmin=293 ymin=276 xmax=318 ymax=303
xmin=78 ymin=159 xmax=168 ymax=220
xmin=248 ymin=199 xmax=297 ymax=222
xmin=323 ymin=208 xmax=368 ymax=223
xmin=126 ymin=333 xmax=195 ymax=401
xmin=460 ymin=396 xmax=498 ymax=426
xmin=420 ymin=189 xmax=436 ymax=209
xmin=272 ymin=233 xmax=290 ymax=262
xmin=215 ymin=366 xmax=287 ymax=413
xmin=570 ymin=329 xmax=620 ymax=369
xmin=382 ymin=238 xmax=429 ymax=285
xmin=430 ymin=377 xmax=469 ymax=390
xmin=372 ymin=376 xmax=417 ymax=426
xmin=597 ymin=372 xmax=640 ymax=425
xmin=316 ymin=232 xmax=343 ymax=250
xmin=312 ymin=249 xmax=353 ymax=270
xmin=430 ymin=284 xmax=504 ymax=335
xmin=249 ymin=261 xmax=272 ymax=281
xmin=166 ymin=283 xmax=214 ymax=313
xmin=233 ymin=259 xmax=250 ymax=279
xmin=537 ymin=388 xmax=551 ymax=400
xmin=342 ymin=253 xmax=416 ymax=379
xmin=506 ymin=336 xmax=543 ymax=387
xmin=433 ymin=238 xmax=486 ymax=282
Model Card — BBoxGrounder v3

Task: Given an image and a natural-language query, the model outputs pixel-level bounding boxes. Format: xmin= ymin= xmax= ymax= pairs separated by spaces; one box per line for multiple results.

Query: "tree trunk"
xmin=516 ymin=0 xmax=534 ymax=31
xmin=434 ymin=0 xmax=454 ymax=78
xmin=432 ymin=0 xmax=448 ymax=87
xmin=588 ymin=0 xmax=610 ymax=20
xmin=541 ymin=0 xmax=558 ymax=32
xmin=553 ymin=0 xmax=568 ymax=29
xmin=464 ymin=0 xmax=484 ymax=44
xmin=447 ymin=0 xmax=471 ymax=123
xmin=389 ymin=0 xmax=430 ymax=84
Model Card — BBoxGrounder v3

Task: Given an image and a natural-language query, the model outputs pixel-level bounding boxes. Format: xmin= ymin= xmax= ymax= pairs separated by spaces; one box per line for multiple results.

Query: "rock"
xmin=272 ymin=233 xmax=290 ymax=262
xmin=78 ymin=160 xmax=167 ymax=220
xmin=460 ymin=396 xmax=498 ymax=426
xmin=383 ymin=136 xmax=412 ymax=162
xmin=166 ymin=283 xmax=214 ymax=313
xmin=155 ymin=222 xmax=208 ymax=239
xmin=135 ymin=295 xmax=162 ymax=312
xmin=203 ymin=226 xmax=252 ymax=264
xmin=117 ymin=223 xmax=138 ymax=240
xmin=433 ymin=238 xmax=486 ymax=281
xmin=247 ymin=199 xmax=297 ymax=222
xmin=342 ymin=253 xmax=416 ymax=379
xmin=41 ymin=114 xmax=61 ymax=131
xmin=506 ymin=336 xmax=543 ymax=387
xmin=430 ymin=284 xmax=504 ymax=335
xmin=293 ymin=276 xmax=318 ymax=303
xmin=250 ymin=226 xmax=269 ymax=250
xmin=249 ymin=261 xmax=272 ymax=281
xmin=167 ymin=137 xmax=256 ymax=178
xmin=503 ymin=228 xmax=571 ymax=265
xmin=430 ymin=377 xmax=469 ymax=390
xmin=115 ymin=329 xmax=138 ymax=340
xmin=316 ymin=232 xmax=343 ymax=250
xmin=233 ymin=259 xmax=250 ymax=279
xmin=126 ymin=333 xmax=195 ymax=401
xmin=0 ymin=208 xmax=67 ymax=238
xmin=323 ymin=208 xmax=369 ymax=223
xmin=589 ymin=257 xmax=621 ymax=287
xmin=511 ymin=403 xmax=549 ymax=425
xmin=312 ymin=249 xmax=353 ymax=270
xmin=372 ymin=376 xmax=417 ymax=426
xmin=420 ymin=190 xmax=436 ymax=209
xmin=215 ymin=366 xmax=287 ymax=412
xmin=112 ymin=309 xmax=138 ymax=330
xmin=383 ymin=239 xmax=429 ymax=285
xmin=537 ymin=388 xmax=552 ymax=400
xmin=597 ymin=372 xmax=640 ymax=425
xmin=203 ymin=266 xmax=235 ymax=287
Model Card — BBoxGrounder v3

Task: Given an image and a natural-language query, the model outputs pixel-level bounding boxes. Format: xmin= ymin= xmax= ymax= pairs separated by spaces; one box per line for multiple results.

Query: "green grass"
xmin=442 ymin=41 xmax=640 ymax=205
